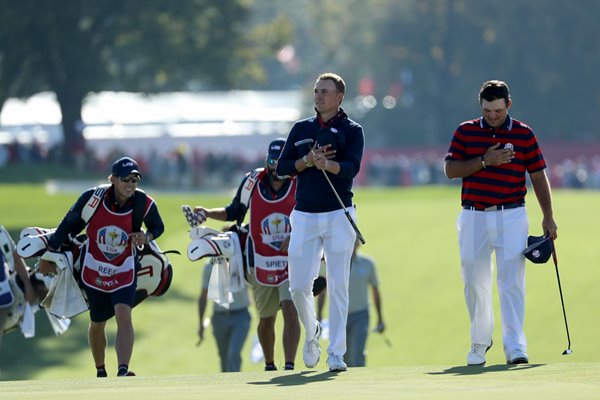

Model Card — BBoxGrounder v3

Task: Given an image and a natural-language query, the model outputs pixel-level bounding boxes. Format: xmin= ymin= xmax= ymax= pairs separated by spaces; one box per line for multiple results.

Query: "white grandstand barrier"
xmin=0 ymin=90 xmax=303 ymax=157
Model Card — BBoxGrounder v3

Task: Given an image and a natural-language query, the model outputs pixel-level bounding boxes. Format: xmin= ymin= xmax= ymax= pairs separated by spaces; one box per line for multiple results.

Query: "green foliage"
xmin=0 ymin=0 xmax=255 ymax=163
xmin=0 ymin=185 xmax=598 ymax=381
xmin=249 ymin=0 xmax=600 ymax=146
xmin=2 ymin=0 xmax=600 ymax=159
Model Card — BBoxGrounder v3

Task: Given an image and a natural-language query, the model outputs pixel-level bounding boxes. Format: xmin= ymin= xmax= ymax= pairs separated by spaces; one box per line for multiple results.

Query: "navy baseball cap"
xmin=267 ymin=138 xmax=286 ymax=160
xmin=523 ymin=235 xmax=553 ymax=264
xmin=112 ymin=157 xmax=142 ymax=178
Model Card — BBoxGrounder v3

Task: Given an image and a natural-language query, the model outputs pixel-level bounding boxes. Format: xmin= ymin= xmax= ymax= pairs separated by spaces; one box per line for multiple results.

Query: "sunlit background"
xmin=1 ymin=0 xmax=599 ymax=190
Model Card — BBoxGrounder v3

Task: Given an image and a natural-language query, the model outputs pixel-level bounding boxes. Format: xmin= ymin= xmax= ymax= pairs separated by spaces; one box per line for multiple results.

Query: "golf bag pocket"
xmin=136 ymin=241 xmax=174 ymax=297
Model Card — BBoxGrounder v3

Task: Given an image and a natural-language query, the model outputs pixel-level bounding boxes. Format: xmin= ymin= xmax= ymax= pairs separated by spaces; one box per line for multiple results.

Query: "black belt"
xmin=463 ymin=202 xmax=524 ymax=212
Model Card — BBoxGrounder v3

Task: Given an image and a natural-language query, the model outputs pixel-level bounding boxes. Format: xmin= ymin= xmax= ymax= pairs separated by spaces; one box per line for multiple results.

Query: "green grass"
xmin=0 ymin=163 xmax=99 ymax=183
xmin=0 ymin=184 xmax=599 ymax=395
xmin=1 ymin=364 xmax=600 ymax=400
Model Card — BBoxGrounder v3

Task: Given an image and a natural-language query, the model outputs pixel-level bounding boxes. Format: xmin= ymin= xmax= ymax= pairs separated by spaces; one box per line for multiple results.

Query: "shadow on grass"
xmin=428 ymin=363 xmax=546 ymax=376
xmin=0 ymin=277 xmax=193 ymax=381
xmin=247 ymin=370 xmax=340 ymax=386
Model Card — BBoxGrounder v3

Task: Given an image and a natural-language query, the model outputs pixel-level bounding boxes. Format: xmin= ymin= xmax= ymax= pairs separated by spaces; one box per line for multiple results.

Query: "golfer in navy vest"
xmin=277 ymin=72 xmax=365 ymax=372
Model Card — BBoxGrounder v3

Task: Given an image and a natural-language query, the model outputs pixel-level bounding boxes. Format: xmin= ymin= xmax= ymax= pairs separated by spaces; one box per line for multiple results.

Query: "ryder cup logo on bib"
xmin=97 ymin=225 xmax=129 ymax=261
xmin=260 ymin=213 xmax=291 ymax=251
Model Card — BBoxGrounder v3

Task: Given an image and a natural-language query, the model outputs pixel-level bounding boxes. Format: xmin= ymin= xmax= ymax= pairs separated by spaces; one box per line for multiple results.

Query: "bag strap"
xmin=81 ymin=185 xmax=146 ymax=231
xmin=132 ymin=190 xmax=148 ymax=232
xmin=238 ymin=168 xmax=267 ymax=226
xmin=240 ymin=168 xmax=264 ymax=208
xmin=81 ymin=185 xmax=110 ymax=224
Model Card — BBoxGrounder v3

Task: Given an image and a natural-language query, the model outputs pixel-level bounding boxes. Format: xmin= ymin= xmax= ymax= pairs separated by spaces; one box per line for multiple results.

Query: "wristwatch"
xmin=481 ymin=155 xmax=486 ymax=169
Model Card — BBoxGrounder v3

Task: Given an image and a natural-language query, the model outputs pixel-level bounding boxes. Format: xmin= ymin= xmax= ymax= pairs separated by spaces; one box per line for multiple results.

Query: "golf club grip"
xmin=344 ymin=209 xmax=366 ymax=244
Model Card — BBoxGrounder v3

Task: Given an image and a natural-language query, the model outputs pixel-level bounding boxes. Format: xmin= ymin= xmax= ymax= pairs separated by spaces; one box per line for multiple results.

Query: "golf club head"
xmin=562 ymin=349 xmax=573 ymax=355
xmin=383 ymin=336 xmax=393 ymax=348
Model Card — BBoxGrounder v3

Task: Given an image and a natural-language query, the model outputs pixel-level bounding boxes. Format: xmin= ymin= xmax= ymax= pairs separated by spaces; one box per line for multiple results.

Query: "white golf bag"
xmin=1 ymin=225 xmax=70 ymax=337
xmin=186 ymin=224 xmax=245 ymax=308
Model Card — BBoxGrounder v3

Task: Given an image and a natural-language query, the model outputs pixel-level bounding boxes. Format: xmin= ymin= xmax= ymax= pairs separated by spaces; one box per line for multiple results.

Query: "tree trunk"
xmin=56 ymin=89 xmax=86 ymax=167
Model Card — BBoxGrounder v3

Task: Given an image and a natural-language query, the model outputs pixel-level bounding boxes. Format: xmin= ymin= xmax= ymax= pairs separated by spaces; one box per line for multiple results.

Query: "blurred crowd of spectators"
xmin=2 ymin=139 xmax=600 ymax=190
xmin=362 ymin=151 xmax=600 ymax=190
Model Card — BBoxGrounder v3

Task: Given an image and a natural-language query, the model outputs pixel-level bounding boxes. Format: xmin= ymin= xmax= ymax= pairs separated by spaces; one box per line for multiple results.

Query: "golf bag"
xmin=186 ymin=225 xmax=245 ymax=297
xmin=17 ymin=227 xmax=175 ymax=319
xmin=1 ymin=226 xmax=70 ymax=337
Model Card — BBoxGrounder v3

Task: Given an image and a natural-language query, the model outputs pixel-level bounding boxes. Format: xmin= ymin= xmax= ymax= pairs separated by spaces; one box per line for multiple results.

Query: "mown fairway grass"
xmin=1 ymin=364 xmax=600 ymax=400
xmin=0 ymin=183 xmax=598 ymax=396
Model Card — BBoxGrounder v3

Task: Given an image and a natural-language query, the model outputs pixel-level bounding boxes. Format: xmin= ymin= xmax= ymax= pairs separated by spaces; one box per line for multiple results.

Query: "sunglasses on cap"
xmin=119 ymin=175 xmax=141 ymax=184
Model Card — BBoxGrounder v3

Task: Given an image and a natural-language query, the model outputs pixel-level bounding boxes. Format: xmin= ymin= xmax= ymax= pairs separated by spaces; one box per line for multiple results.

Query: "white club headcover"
xmin=17 ymin=228 xmax=56 ymax=259
xmin=20 ymin=227 xmax=55 ymax=240
xmin=187 ymin=234 xmax=235 ymax=262
xmin=189 ymin=226 xmax=222 ymax=240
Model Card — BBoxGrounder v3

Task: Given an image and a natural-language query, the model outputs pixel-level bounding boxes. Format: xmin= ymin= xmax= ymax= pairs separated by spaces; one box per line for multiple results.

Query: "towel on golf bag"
xmin=189 ymin=226 xmax=245 ymax=308
xmin=227 ymin=231 xmax=245 ymax=294
xmin=207 ymin=257 xmax=233 ymax=308
xmin=45 ymin=310 xmax=71 ymax=335
xmin=20 ymin=303 xmax=36 ymax=338
xmin=40 ymin=251 xmax=88 ymax=319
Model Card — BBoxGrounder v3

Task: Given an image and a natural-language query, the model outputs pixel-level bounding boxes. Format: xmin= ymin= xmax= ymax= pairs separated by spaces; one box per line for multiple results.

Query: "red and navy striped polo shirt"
xmin=445 ymin=116 xmax=546 ymax=208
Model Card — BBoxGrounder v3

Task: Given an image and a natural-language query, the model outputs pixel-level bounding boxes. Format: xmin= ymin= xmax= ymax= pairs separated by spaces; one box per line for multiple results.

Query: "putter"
xmin=376 ymin=331 xmax=392 ymax=347
xmin=551 ymin=240 xmax=572 ymax=355
xmin=372 ymin=325 xmax=392 ymax=347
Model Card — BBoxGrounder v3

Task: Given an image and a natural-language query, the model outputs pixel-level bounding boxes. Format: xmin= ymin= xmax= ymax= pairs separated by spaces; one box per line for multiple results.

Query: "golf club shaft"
xmin=552 ymin=245 xmax=572 ymax=350
xmin=382 ymin=334 xmax=393 ymax=348
xmin=309 ymin=148 xmax=366 ymax=244
xmin=320 ymin=168 xmax=366 ymax=244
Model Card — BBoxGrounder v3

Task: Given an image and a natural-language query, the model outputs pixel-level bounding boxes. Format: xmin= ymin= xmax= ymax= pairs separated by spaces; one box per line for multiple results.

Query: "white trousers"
xmin=457 ymin=207 xmax=528 ymax=356
xmin=288 ymin=208 xmax=356 ymax=357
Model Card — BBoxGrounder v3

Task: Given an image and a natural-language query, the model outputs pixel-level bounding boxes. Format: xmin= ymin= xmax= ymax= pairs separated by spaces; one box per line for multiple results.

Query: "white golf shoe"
xmin=467 ymin=341 xmax=493 ymax=366
xmin=303 ymin=322 xmax=321 ymax=368
xmin=327 ymin=354 xmax=347 ymax=372
xmin=506 ymin=349 xmax=529 ymax=365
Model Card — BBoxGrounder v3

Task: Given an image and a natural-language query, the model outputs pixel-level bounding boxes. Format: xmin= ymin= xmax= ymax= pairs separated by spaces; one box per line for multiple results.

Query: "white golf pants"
xmin=457 ymin=207 xmax=528 ymax=356
xmin=288 ymin=208 xmax=357 ymax=357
